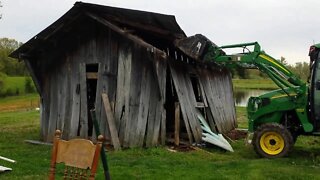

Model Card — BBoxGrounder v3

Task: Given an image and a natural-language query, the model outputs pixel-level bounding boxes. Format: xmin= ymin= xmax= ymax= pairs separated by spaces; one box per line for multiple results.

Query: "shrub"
xmin=25 ymin=77 xmax=35 ymax=93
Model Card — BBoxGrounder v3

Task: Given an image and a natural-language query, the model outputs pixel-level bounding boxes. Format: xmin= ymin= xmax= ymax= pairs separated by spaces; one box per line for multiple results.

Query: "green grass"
xmin=232 ymin=79 xmax=278 ymax=90
xmin=236 ymin=106 xmax=247 ymax=129
xmin=2 ymin=99 xmax=320 ymax=179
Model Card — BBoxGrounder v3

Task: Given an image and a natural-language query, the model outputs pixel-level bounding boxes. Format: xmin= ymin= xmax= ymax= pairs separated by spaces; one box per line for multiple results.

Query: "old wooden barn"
xmin=10 ymin=2 xmax=236 ymax=148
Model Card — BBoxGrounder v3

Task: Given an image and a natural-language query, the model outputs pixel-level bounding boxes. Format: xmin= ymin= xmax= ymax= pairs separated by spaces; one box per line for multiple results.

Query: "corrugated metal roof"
xmin=10 ymin=1 xmax=186 ymax=59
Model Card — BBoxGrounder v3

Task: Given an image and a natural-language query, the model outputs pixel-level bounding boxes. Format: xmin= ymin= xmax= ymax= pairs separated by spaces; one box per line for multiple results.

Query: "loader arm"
xmin=205 ymin=42 xmax=307 ymax=96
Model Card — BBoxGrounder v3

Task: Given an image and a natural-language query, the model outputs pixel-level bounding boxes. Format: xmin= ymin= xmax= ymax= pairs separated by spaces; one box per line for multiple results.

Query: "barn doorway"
xmin=86 ymin=63 xmax=99 ymax=136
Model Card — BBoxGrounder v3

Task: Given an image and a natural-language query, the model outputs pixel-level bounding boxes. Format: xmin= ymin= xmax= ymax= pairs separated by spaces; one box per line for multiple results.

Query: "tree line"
xmin=231 ymin=57 xmax=310 ymax=81
xmin=0 ymin=38 xmax=34 ymax=97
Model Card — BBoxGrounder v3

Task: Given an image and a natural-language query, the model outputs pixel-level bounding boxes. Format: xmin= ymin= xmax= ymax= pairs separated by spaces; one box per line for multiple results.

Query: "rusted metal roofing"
xmin=10 ymin=1 xmax=186 ymax=59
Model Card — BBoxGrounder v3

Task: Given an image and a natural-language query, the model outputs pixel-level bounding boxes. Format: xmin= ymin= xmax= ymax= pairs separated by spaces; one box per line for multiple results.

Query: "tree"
xmin=0 ymin=38 xmax=26 ymax=76
xmin=287 ymin=62 xmax=310 ymax=81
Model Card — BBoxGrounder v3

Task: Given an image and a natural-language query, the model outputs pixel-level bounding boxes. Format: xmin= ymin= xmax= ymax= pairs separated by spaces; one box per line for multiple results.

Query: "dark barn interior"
xmin=10 ymin=2 xmax=237 ymax=148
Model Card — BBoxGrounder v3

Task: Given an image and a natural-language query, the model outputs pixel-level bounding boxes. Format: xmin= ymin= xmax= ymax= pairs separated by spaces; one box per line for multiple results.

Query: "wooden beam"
xmin=86 ymin=72 xmax=97 ymax=79
xmin=85 ymin=12 xmax=167 ymax=59
xmin=174 ymin=102 xmax=180 ymax=146
xmin=102 ymin=93 xmax=121 ymax=151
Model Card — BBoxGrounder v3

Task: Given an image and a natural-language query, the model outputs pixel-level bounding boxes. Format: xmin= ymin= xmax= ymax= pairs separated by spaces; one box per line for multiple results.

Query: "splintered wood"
xmin=169 ymin=60 xmax=236 ymax=143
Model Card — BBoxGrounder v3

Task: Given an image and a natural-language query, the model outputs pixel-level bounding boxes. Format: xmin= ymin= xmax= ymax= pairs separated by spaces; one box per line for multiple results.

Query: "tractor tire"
xmin=252 ymin=123 xmax=294 ymax=158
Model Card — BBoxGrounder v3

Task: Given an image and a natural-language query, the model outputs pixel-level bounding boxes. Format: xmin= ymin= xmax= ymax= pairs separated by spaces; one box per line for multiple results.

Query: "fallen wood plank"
xmin=0 ymin=156 xmax=16 ymax=163
xmin=24 ymin=140 xmax=53 ymax=146
xmin=0 ymin=165 xmax=12 ymax=172
xmin=102 ymin=93 xmax=121 ymax=151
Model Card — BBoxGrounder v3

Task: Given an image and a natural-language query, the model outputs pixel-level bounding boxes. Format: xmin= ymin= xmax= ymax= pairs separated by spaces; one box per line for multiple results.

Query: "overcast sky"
xmin=1 ymin=0 xmax=319 ymax=64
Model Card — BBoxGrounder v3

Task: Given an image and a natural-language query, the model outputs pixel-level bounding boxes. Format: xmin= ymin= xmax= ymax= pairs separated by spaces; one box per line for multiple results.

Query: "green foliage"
xmin=0 ymin=38 xmax=26 ymax=76
xmin=287 ymin=62 xmax=310 ymax=81
xmin=232 ymin=79 xmax=278 ymax=90
xmin=232 ymin=55 xmax=310 ymax=81
xmin=0 ymin=76 xmax=36 ymax=97
xmin=25 ymin=76 xmax=36 ymax=93
xmin=0 ymin=71 xmax=6 ymax=89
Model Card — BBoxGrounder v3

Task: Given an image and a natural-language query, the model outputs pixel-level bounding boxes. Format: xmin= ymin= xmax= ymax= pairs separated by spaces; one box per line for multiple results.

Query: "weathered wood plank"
xmin=198 ymin=67 xmax=237 ymax=133
xmin=57 ymin=68 xmax=66 ymax=133
xmin=116 ymin=44 xmax=132 ymax=146
xmin=198 ymin=69 xmax=224 ymax=132
xmin=127 ymin=45 xmax=143 ymax=148
xmin=86 ymin=12 xmax=167 ymax=59
xmin=154 ymin=56 xmax=167 ymax=145
xmin=99 ymin=32 xmax=119 ymax=141
xmin=47 ymin=73 xmax=59 ymax=142
xmin=79 ymin=63 xmax=88 ymax=138
xmin=205 ymin=107 xmax=217 ymax=133
xmin=62 ymin=59 xmax=72 ymax=140
xmin=69 ymin=63 xmax=81 ymax=138
xmin=102 ymin=93 xmax=121 ymax=150
xmin=169 ymin=62 xmax=193 ymax=144
xmin=145 ymin=75 xmax=159 ymax=147
xmin=39 ymin=97 xmax=45 ymax=141
xmin=86 ymin=72 xmax=97 ymax=79
xmin=183 ymin=71 xmax=202 ymax=141
xmin=134 ymin=64 xmax=152 ymax=147
xmin=40 ymin=78 xmax=50 ymax=141
xmin=144 ymin=53 xmax=167 ymax=146
xmin=174 ymin=103 xmax=180 ymax=146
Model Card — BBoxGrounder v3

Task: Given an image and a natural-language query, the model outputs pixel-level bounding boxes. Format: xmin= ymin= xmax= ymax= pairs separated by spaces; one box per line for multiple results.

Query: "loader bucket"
xmin=174 ymin=34 xmax=218 ymax=61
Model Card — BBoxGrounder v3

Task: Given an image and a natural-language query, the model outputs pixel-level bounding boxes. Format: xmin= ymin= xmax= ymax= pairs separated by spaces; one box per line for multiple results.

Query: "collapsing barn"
xmin=10 ymin=2 xmax=236 ymax=147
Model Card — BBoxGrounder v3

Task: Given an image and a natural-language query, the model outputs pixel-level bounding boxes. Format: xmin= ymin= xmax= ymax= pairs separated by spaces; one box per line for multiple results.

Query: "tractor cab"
xmin=309 ymin=44 xmax=320 ymax=129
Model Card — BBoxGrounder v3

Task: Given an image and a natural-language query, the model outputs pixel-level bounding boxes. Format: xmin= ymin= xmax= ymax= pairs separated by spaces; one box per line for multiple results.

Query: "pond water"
xmin=234 ymin=89 xmax=269 ymax=107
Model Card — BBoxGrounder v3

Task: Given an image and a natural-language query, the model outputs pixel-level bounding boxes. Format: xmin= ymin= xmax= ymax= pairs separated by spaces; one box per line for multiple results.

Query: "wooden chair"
xmin=49 ymin=130 xmax=104 ymax=180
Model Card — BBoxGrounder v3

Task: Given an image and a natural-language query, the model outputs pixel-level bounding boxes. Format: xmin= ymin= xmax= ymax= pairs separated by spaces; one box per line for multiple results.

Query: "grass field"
xmin=232 ymin=79 xmax=278 ymax=90
xmin=1 ymin=76 xmax=36 ymax=97
xmin=1 ymin=97 xmax=320 ymax=179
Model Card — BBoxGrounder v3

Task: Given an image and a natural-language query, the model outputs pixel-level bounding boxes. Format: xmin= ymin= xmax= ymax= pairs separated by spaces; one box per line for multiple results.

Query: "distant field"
xmin=1 ymin=76 xmax=36 ymax=96
xmin=0 ymin=94 xmax=39 ymax=112
xmin=232 ymin=79 xmax=278 ymax=90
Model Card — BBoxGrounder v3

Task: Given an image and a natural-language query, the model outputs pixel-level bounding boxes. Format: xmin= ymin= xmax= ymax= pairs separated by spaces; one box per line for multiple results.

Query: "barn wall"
xmin=31 ymin=20 xmax=235 ymax=145
xmin=168 ymin=60 xmax=237 ymax=143
xmin=36 ymin=24 xmax=167 ymax=145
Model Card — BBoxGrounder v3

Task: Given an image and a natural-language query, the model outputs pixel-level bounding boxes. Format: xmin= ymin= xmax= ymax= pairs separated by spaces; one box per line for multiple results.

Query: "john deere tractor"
xmin=175 ymin=34 xmax=320 ymax=158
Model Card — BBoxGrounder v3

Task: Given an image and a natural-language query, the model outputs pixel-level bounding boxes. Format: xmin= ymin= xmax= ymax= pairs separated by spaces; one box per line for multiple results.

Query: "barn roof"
xmin=10 ymin=1 xmax=186 ymax=59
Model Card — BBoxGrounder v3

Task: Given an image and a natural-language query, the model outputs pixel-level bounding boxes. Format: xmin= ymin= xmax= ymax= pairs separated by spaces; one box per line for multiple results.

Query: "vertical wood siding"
xmin=36 ymin=26 xmax=236 ymax=146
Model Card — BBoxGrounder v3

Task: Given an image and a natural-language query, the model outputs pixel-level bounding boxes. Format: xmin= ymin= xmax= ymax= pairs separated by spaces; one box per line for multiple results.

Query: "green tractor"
xmin=175 ymin=34 xmax=320 ymax=158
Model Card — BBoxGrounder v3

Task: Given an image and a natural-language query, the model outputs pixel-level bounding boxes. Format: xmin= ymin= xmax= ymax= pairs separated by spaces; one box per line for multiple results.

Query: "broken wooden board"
xmin=0 ymin=166 xmax=12 ymax=172
xmin=198 ymin=67 xmax=237 ymax=133
xmin=0 ymin=156 xmax=16 ymax=163
xmin=24 ymin=140 xmax=52 ymax=146
xmin=169 ymin=61 xmax=202 ymax=144
xmin=102 ymin=93 xmax=121 ymax=151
